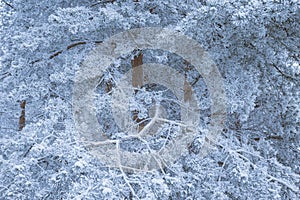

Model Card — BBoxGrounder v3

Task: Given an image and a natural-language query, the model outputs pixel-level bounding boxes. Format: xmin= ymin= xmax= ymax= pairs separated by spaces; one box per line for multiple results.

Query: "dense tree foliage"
xmin=0 ymin=0 xmax=299 ymax=199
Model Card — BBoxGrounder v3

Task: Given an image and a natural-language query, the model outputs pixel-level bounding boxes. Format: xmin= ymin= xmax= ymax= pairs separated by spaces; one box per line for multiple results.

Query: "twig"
xmin=0 ymin=72 xmax=11 ymax=81
xmin=67 ymin=41 xmax=87 ymax=50
xmin=1 ymin=0 xmax=14 ymax=9
xmin=49 ymin=50 xmax=63 ymax=59
xmin=90 ymin=0 xmax=115 ymax=7
xmin=23 ymin=143 xmax=35 ymax=157
xmin=229 ymin=150 xmax=299 ymax=193
xmin=267 ymin=175 xmax=299 ymax=193
xmin=191 ymin=74 xmax=201 ymax=86
xmin=271 ymin=63 xmax=297 ymax=81
xmin=115 ymin=141 xmax=139 ymax=199
xmin=30 ymin=40 xmax=102 ymax=64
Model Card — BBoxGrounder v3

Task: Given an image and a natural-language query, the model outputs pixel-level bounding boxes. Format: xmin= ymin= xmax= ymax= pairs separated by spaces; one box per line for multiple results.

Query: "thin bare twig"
xmin=30 ymin=40 xmax=102 ymax=64
xmin=271 ymin=63 xmax=297 ymax=81
xmin=1 ymin=0 xmax=14 ymax=9
xmin=90 ymin=0 xmax=115 ymax=7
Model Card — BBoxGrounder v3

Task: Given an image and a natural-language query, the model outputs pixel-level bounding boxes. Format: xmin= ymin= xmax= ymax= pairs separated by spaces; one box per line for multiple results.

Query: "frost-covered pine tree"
xmin=0 ymin=0 xmax=299 ymax=199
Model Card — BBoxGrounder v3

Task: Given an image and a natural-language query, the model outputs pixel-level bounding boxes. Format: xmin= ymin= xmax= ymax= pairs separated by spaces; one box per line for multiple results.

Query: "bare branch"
xmin=1 ymin=0 xmax=14 ymax=9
